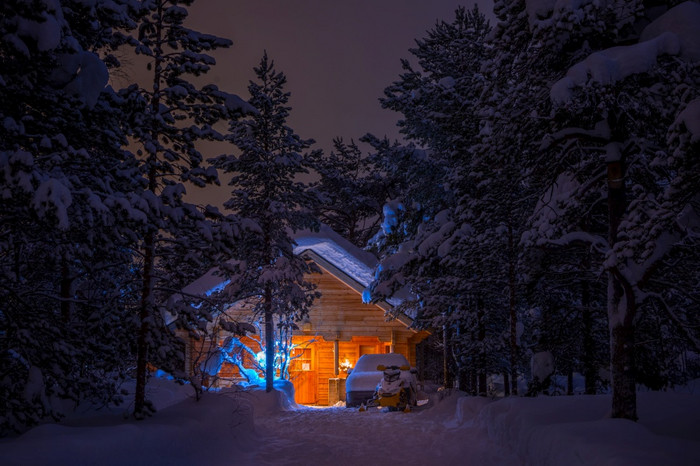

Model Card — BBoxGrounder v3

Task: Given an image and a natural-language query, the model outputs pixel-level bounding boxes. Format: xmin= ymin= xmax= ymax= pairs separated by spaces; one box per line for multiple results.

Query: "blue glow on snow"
xmin=374 ymin=263 xmax=383 ymax=279
xmin=362 ymin=288 xmax=372 ymax=304
xmin=154 ymin=369 xmax=175 ymax=380
xmin=255 ymin=350 xmax=266 ymax=368
xmin=205 ymin=279 xmax=231 ymax=296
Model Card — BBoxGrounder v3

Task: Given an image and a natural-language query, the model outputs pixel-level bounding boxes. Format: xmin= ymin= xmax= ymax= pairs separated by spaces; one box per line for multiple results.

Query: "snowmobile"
xmin=362 ymin=364 xmax=417 ymax=412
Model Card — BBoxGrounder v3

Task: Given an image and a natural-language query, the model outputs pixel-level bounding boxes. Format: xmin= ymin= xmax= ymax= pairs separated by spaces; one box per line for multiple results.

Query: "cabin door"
xmin=290 ymin=347 xmax=316 ymax=404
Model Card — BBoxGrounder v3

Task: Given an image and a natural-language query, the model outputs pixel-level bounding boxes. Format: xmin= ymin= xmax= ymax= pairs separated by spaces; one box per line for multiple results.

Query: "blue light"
xmin=362 ymin=288 xmax=372 ymax=304
xmin=205 ymin=279 xmax=231 ymax=296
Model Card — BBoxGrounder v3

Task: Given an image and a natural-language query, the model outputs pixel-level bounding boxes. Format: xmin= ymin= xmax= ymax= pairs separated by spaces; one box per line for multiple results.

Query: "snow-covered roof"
xmin=179 ymin=266 xmax=233 ymax=299
xmin=179 ymin=225 xmax=378 ymax=300
xmin=292 ymin=224 xmax=378 ymax=289
xmin=169 ymin=224 xmax=416 ymax=328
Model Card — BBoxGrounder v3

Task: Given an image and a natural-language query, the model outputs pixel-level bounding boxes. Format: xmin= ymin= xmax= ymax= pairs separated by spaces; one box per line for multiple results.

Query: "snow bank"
xmin=454 ymin=390 xmax=700 ymax=465
xmin=0 ymin=377 xmax=305 ymax=466
xmin=237 ymin=380 xmax=298 ymax=414
xmin=1 ymin=377 xmax=699 ymax=465
xmin=0 ymin=380 xmax=258 ymax=465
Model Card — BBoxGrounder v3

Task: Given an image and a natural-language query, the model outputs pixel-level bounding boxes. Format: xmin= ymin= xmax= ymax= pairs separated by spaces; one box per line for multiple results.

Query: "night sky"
xmin=182 ymin=0 xmax=492 ymax=205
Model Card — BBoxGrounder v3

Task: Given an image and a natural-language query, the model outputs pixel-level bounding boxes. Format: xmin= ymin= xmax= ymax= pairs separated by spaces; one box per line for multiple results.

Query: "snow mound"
xmin=0 ymin=383 xmax=257 ymax=465
xmin=238 ymin=380 xmax=299 ymax=414
xmin=471 ymin=391 xmax=700 ymax=465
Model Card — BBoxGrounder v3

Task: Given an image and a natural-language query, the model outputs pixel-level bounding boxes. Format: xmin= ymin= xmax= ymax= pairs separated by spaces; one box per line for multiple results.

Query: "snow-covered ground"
xmin=1 ymin=378 xmax=699 ymax=465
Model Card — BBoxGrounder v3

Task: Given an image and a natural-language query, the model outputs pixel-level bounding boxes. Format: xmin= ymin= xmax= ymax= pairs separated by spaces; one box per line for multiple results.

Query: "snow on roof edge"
xmin=292 ymin=224 xmax=378 ymax=288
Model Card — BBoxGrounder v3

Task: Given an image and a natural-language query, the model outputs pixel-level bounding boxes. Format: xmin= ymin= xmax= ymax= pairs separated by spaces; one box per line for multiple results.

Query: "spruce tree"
xmin=366 ymin=6 xmax=496 ymax=391
xmin=212 ymin=52 xmax=320 ymax=392
xmin=529 ymin=1 xmax=700 ymax=419
xmin=0 ymin=0 xmax=144 ymax=433
xmin=309 ymin=138 xmax=384 ymax=247
xmin=123 ymin=0 xmax=250 ymax=417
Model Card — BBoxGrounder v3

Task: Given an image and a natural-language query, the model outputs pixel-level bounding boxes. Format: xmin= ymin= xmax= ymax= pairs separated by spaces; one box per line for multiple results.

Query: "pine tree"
xmin=381 ymin=5 xmax=490 ymax=157
xmin=0 ymin=0 xmax=145 ymax=433
xmin=530 ymin=1 xmax=700 ymax=419
xmin=476 ymin=0 xmax=648 ymax=398
xmin=366 ymin=6 xmax=497 ymax=391
xmin=122 ymin=0 xmax=250 ymax=417
xmin=309 ymin=138 xmax=384 ymax=247
xmin=212 ymin=52 xmax=320 ymax=392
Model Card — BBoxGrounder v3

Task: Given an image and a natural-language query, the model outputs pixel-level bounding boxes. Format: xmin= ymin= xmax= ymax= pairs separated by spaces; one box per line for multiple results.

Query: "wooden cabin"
xmin=180 ymin=226 xmax=429 ymax=405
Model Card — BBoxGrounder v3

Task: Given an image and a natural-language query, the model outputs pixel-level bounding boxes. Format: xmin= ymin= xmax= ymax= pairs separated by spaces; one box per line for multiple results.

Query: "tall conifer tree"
xmin=212 ymin=53 xmax=319 ymax=392
xmin=124 ymin=0 xmax=250 ymax=417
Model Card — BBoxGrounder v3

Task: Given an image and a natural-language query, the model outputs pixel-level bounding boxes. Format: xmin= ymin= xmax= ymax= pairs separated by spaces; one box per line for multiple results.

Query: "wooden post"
xmin=443 ymin=324 xmax=452 ymax=388
xmin=334 ymin=335 xmax=339 ymax=377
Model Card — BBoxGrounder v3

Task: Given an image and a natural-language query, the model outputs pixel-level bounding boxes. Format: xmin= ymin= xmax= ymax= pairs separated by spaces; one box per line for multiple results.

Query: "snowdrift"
xmin=0 ymin=379 xmax=287 ymax=465
xmin=446 ymin=388 xmax=700 ymax=466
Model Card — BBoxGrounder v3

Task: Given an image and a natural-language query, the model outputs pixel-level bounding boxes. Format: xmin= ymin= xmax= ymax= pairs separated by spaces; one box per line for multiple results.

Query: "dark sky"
xmin=182 ymin=0 xmax=493 ymax=205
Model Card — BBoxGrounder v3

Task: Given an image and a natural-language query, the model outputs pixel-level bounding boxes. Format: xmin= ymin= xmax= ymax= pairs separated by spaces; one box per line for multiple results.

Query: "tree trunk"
xmin=478 ymin=373 xmax=487 ymax=397
xmin=581 ymin=278 xmax=597 ymax=395
xmin=609 ymin=272 xmax=638 ymax=420
xmin=477 ymin=294 xmax=487 ymax=396
xmin=264 ymin=284 xmax=274 ymax=392
xmin=443 ymin=324 xmax=452 ymax=388
xmin=610 ymin=323 xmax=637 ymax=419
xmin=467 ymin=370 xmax=476 ymax=395
xmin=607 ymin=152 xmax=637 ymax=420
xmin=508 ymin=225 xmax=518 ymax=395
xmin=135 ymin=229 xmax=154 ymax=417
xmin=60 ymin=259 xmax=72 ymax=322
xmin=135 ymin=1 xmax=164 ymax=419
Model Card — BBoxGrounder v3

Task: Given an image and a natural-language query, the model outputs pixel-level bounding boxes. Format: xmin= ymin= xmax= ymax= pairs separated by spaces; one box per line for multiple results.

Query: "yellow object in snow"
xmin=378 ymin=392 xmax=400 ymax=407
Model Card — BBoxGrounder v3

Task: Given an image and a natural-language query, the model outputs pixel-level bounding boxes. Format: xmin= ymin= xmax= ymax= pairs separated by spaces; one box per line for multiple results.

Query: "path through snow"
xmin=243 ymin=399 xmax=519 ymax=466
